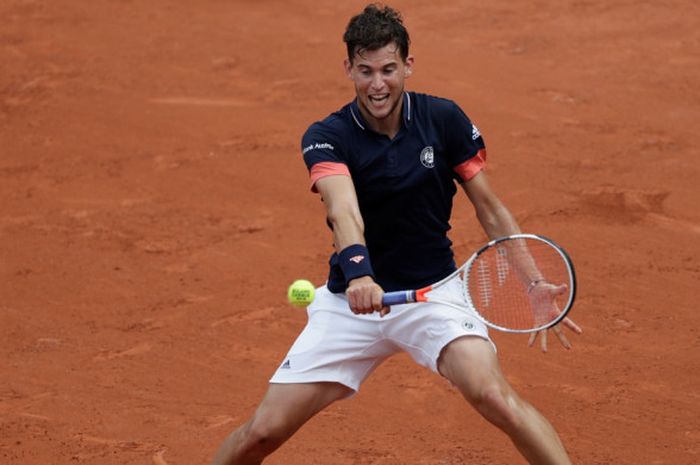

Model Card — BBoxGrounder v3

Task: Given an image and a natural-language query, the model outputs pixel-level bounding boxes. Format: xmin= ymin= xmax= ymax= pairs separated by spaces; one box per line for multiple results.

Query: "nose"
xmin=370 ymin=72 xmax=384 ymax=90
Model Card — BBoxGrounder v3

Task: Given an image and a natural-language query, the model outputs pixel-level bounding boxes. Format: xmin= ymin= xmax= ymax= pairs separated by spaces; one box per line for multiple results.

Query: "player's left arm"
xmin=460 ymin=170 xmax=520 ymax=239
xmin=460 ymin=171 xmax=583 ymax=350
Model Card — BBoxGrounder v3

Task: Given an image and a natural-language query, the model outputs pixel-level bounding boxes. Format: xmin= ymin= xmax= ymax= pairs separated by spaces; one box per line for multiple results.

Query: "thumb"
xmin=551 ymin=283 xmax=568 ymax=297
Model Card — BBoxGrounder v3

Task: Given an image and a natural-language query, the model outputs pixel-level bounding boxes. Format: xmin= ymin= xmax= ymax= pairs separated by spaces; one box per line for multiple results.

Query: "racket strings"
xmin=466 ymin=238 xmax=573 ymax=331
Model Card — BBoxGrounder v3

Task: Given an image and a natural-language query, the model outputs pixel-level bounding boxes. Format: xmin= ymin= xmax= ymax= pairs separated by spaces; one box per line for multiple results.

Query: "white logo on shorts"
xmin=420 ymin=146 xmax=435 ymax=168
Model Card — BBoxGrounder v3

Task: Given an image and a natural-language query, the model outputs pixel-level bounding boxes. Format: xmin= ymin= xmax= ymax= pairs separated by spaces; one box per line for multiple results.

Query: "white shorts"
xmin=270 ymin=279 xmax=495 ymax=392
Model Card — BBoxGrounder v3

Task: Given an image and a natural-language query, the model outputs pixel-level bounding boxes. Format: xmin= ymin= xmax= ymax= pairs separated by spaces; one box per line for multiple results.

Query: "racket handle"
xmin=382 ymin=290 xmax=416 ymax=306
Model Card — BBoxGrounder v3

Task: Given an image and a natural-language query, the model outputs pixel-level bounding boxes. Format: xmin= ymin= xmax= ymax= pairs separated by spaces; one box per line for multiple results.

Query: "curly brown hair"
xmin=343 ymin=4 xmax=410 ymax=63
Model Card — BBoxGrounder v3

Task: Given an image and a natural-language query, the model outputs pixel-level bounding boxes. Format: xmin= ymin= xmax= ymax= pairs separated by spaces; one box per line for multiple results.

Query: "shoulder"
xmin=301 ymin=103 xmax=356 ymax=168
xmin=303 ymin=104 xmax=354 ymax=143
xmin=409 ymin=93 xmax=478 ymax=137
xmin=410 ymin=92 xmax=478 ymax=133
xmin=410 ymin=92 xmax=463 ymax=116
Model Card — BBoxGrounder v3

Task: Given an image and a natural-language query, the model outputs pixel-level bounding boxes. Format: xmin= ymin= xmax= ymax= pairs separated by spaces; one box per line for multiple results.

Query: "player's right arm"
xmin=314 ymin=175 xmax=388 ymax=316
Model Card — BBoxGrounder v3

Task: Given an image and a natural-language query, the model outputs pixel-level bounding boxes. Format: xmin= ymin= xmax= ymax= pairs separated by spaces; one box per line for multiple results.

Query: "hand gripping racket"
xmin=382 ymin=234 xmax=576 ymax=333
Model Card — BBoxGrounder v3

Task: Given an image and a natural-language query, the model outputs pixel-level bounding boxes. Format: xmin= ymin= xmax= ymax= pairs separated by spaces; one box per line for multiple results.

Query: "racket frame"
xmin=382 ymin=233 xmax=577 ymax=333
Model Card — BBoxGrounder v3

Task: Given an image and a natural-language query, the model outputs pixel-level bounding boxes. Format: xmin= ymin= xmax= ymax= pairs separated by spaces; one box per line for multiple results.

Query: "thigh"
xmin=385 ymin=291 xmax=494 ymax=373
xmin=251 ymin=382 xmax=353 ymax=437
xmin=437 ymin=336 xmax=507 ymax=399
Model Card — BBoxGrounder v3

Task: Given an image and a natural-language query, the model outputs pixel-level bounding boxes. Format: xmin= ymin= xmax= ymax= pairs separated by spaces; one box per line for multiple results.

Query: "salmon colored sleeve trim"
xmin=453 ymin=149 xmax=487 ymax=182
xmin=309 ymin=161 xmax=350 ymax=192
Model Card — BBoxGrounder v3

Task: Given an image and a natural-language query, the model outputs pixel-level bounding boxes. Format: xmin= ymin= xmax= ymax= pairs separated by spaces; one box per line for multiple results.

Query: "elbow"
xmin=474 ymin=200 xmax=502 ymax=229
xmin=326 ymin=202 xmax=364 ymax=232
xmin=475 ymin=202 xmax=518 ymax=237
xmin=476 ymin=209 xmax=499 ymax=231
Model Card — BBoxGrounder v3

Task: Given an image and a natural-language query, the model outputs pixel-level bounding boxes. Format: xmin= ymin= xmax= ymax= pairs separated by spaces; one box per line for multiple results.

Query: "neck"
xmin=358 ymin=95 xmax=404 ymax=139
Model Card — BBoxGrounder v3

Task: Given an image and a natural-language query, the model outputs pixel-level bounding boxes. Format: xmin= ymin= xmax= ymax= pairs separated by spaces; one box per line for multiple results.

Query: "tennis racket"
xmin=382 ymin=234 xmax=576 ymax=333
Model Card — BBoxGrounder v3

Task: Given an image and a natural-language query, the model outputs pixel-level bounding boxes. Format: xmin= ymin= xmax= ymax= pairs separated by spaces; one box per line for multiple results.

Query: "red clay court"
xmin=1 ymin=1 xmax=698 ymax=464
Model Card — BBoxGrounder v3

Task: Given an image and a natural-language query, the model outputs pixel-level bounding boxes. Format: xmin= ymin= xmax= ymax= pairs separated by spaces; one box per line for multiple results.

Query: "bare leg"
xmin=210 ymin=382 xmax=353 ymax=465
xmin=438 ymin=337 xmax=572 ymax=465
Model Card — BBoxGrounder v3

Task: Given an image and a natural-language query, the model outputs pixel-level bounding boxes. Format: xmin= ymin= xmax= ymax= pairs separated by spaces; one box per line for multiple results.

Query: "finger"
xmin=552 ymin=283 xmax=568 ymax=297
xmin=563 ymin=317 xmax=583 ymax=334
xmin=369 ymin=294 xmax=381 ymax=312
xmin=361 ymin=291 xmax=373 ymax=313
xmin=372 ymin=289 xmax=390 ymax=317
xmin=528 ymin=331 xmax=537 ymax=347
xmin=528 ymin=331 xmax=538 ymax=347
xmin=553 ymin=326 xmax=571 ymax=349
xmin=350 ymin=296 xmax=364 ymax=314
xmin=346 ymin=289 xmax=357 ymax=313
xmin=372 ymin=288 xmax=384 ymax=312
xmin=549 ymin=284 xmax=569 ymax=300
xmin=359 ymin=289 xmax=369 ymax=312
xmin=348 ymin=289 xmax=369 ymax=314
xmin=540 ymin=329 xmax=548 ymax=353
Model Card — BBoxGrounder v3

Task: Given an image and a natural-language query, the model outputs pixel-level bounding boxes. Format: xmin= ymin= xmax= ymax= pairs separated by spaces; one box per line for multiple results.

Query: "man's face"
xmin=345 ymin=42 xmax=413 ymax=128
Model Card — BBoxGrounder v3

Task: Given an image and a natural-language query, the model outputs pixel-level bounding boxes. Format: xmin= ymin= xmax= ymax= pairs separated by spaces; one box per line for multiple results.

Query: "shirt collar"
xmin=350 ymin=91 xmax=413 ymax=132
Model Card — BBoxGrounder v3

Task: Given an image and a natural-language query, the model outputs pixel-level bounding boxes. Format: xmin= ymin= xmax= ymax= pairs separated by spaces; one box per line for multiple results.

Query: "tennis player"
xmin=210 ymin=4 xmax=582 ymax=465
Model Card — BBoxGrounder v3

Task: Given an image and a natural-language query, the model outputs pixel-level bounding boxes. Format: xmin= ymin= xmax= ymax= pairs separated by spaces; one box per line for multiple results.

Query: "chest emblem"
xmin=420 ymin=146 xmax=435 ymax=168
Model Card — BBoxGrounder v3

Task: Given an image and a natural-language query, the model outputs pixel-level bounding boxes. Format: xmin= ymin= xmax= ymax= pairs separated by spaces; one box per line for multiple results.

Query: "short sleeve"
xmin=443 ymin=102 xmax=487 ymax=182
xmin=301 ymin=122 xmax=350 ymax=192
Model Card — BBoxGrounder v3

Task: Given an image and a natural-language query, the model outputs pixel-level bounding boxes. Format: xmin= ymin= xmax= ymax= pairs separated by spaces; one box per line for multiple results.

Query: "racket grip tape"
xmin=382 ymin=290 xmax=416 ymax=306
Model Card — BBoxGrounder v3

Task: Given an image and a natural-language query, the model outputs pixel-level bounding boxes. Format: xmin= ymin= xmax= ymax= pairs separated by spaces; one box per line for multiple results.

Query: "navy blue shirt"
xmin=302 ymin=92 xmax=486 ymax=293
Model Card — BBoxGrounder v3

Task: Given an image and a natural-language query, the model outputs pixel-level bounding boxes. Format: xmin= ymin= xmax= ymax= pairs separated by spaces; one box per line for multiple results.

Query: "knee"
xmin=239 ymin=415 xmax=291 ymax=458
xmin=471 ymin=384 xmax=524 ymax=433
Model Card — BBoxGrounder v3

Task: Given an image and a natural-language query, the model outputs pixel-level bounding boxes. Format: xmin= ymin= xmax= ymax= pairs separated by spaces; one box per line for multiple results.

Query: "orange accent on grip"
xmin=415 ymin=286 xmax=432 ymax=302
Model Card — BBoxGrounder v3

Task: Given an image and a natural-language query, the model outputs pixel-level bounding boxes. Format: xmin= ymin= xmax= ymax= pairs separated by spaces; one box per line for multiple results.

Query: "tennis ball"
xmin=287 ymin=279 xmax=315 ymax=307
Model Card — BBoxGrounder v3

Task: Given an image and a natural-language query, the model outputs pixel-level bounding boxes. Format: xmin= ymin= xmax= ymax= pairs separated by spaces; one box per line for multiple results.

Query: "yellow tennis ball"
xmin=287 ymin=279 xmax=315 ymax=307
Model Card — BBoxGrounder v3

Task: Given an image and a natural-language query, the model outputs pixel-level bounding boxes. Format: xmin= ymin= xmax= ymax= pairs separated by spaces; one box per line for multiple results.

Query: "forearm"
xmin=479 ymin=206 xmax=547 ymax=287
xmin=460 ymin=173 xmax=538 ymax=286
xmin=326 ymin=204 xmax=379 ymax=287
xmin=476 ymin=201 xmax=521 ymax=240
xmin=461 ymin=171 xmax=521 ymax=240
xmin=314 ymin=175 xmax=368 ymax=253
xmin=327 ymin=204 xmax=366 ymax=253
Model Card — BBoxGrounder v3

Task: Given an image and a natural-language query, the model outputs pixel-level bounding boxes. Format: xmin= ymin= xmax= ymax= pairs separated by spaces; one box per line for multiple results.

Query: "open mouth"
xmin=368 ymin=94 xmax=389 ymax=106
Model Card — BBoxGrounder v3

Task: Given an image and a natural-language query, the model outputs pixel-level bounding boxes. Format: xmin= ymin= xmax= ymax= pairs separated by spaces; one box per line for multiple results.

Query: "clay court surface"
xmin=1 ymin=1 xmax=699 ymax=464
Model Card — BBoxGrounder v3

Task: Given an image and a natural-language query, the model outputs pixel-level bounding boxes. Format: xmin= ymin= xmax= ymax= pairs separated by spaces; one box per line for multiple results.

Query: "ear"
xmin=404 ymin=55 xmax=415 ymax=77
xmin=343 ymin=58 xmax=353 ymax=79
